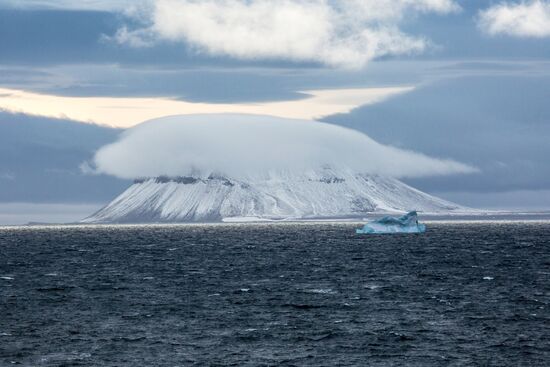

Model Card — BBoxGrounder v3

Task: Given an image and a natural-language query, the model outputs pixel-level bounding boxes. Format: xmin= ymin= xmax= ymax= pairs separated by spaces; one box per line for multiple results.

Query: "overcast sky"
xmin=0 ymin=0 xmax=549 ymax=223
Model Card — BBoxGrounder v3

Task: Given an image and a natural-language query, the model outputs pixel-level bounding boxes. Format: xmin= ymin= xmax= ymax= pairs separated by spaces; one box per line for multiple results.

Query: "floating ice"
xmin=356 ymin=211 xmax=426 ymax=234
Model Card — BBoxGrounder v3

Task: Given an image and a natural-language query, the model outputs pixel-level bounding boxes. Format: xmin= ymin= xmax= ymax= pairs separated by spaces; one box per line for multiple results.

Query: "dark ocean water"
xmin=0 ymin=222 xmax=549 ymax=366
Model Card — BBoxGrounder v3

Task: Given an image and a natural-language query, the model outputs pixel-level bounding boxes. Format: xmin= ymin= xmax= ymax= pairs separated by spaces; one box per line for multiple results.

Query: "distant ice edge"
xmin=82 ymin=171 xmax=474 ymax=224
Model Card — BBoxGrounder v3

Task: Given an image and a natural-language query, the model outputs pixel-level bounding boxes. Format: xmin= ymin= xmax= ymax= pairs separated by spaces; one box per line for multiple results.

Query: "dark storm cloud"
xmin=323 ymin=75 xmax=550 ymax=194
xmin=0 ymin=111 xmax=128 ymax=203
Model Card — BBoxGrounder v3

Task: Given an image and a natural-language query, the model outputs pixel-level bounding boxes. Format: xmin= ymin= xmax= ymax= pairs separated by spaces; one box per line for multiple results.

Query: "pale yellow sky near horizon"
xmin=0 ymin=86 xmax=414 ymax=128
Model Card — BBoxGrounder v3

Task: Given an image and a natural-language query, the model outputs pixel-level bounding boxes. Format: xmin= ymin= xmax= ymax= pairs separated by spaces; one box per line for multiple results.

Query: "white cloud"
xmin=478 ymin=0 xmax=550 ymax=38
xmin=112 ymin=0 xmax=460 ymax=69
xmin=92 ymin=114 xmax=476 ymax=180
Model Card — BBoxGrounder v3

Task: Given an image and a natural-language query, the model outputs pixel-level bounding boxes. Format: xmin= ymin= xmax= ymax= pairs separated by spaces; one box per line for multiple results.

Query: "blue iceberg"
xmin=356 ymin=211 xmax=426 ymax=234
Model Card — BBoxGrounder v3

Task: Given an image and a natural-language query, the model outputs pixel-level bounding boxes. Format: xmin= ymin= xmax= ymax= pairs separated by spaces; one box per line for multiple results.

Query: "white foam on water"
xmin=307 ymin=288 xmax=337 ymax=294
xmin=364 ymin=284 xmax=380 ymax=290
xmin=1 ymin=276 xmax=13 ymax=280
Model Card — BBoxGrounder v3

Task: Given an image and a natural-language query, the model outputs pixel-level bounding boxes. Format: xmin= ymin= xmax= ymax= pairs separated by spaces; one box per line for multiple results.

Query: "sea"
xmin=0 ymin=222 xmax=549 ymax=366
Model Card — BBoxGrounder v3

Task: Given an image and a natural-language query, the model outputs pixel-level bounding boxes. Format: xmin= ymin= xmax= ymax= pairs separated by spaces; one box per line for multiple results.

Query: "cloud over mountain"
xmin=112 ymin=0 xmax=460 ymax=69
xmin=91 ymin=114 xmax=476 ymax=180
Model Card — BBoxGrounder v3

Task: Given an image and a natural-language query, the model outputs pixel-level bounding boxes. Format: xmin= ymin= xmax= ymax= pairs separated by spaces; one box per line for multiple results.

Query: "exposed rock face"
xmin=82 ymin=169 xmax=464 ymax=223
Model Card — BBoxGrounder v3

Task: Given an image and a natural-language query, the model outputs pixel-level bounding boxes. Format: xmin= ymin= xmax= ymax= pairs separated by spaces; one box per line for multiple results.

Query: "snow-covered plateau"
xmin=82 ymin=169 xmax=471 ymax=223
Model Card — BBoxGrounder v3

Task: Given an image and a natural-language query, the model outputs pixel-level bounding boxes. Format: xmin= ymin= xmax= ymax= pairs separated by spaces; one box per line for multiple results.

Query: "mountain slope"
xmin=82 ymin=169 xmax=466 ymax=223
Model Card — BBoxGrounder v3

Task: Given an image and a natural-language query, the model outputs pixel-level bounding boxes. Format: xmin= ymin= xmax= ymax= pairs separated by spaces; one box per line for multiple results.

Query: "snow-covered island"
xmin=82 ymin=114 xmax=476 ymax=223
xmin=81 ymin=172 xmax=468 ymax=223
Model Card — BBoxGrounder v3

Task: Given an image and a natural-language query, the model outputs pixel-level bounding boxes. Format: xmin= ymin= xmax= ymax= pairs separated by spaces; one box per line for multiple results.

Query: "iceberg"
xmin=356 ymin=211 xmax=426 ymax=234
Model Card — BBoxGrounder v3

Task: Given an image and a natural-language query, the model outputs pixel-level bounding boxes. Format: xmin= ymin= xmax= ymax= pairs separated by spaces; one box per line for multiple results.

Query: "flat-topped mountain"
xmin=82 ymin=169 xmax=465 ymax=223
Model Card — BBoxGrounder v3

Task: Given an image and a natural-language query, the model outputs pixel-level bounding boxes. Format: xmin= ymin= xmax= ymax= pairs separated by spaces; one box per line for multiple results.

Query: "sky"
xmin=0 ymin=0 xmax=549 ymax=224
